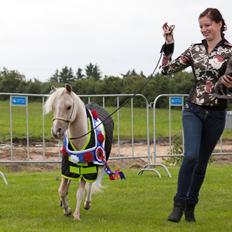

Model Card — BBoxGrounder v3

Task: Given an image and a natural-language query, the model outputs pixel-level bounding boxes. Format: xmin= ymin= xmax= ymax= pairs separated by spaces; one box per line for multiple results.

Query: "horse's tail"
xmin=86 ymin=167 xmax=105 ymax=194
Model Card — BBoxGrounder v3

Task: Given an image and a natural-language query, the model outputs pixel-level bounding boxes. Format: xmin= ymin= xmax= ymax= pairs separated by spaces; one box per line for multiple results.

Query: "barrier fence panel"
xmin=138 ymin=94 xmax=188 ymax=178
xmin=152 ymin=94 xmax=232 ymax=161
xmin=225 ymin=111 xmax=232 ymax=129
xmin=0 ymin=171 xmax=8 ymax=184
xmin=0 ymin=92 xmax=151 ymax=164
xmin=139 ymin=93 xmax=232 ymax=178
xmin=0 ymin=93 xmax=50 ymax=163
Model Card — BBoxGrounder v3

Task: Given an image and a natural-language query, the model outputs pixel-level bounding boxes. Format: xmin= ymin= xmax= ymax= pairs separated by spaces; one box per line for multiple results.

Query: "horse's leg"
xmin=73 ymin=179 xmax=86 ymax=221
xmin=58 ymin=177 xmax=72 ymax=216
xmin=84 ymin=182 xmax=92 ymax=210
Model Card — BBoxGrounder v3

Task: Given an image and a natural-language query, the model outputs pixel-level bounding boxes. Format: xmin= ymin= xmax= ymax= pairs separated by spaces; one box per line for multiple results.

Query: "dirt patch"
xmin=211 ymin=155 xmax=232 ymax=164
xmin=0 ymin=141 xmax=232 ymax=172
xmin=3 ymin=163 xmax=60 ymax=172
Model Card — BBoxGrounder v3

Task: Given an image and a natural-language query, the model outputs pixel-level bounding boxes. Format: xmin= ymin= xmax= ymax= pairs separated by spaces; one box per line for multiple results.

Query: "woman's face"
xmin=199 ymin=16 xmax=222 ymax=41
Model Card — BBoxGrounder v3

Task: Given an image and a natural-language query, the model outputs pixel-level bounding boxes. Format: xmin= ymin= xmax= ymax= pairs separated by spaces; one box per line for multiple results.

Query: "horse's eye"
xmin=67 ymin=106 xmax=71 ymax=110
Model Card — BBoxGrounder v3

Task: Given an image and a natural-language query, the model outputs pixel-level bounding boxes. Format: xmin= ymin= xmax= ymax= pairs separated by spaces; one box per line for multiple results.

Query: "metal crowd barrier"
xmin=0 ymin=92 xmax=151 ymax=164
xmin=139 ymin=94 xmax=232 ymax=178
xmin=1 ymin=92 xmax=231 ymax=179
xmin=0 ymin=171 xmax=8 ymax=185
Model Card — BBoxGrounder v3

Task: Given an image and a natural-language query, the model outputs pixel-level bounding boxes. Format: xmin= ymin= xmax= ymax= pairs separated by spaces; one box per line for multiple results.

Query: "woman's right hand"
xmin=162 ymin=22 xmax=174 ymax=44
xmin=220 ymin=75 xmax=232 ymax=88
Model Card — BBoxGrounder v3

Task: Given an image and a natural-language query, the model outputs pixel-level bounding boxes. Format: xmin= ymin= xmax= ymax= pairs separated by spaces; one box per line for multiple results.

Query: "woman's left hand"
xmin=220 ymin=75 xmax=232 ymax=88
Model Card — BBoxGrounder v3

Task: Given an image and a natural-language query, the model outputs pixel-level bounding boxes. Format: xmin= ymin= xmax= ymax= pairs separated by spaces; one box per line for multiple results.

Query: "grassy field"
xmin=0 ymin=100 xmax=231 ymax=142
xmin=0 ymin=164 xmax=232 ymax=232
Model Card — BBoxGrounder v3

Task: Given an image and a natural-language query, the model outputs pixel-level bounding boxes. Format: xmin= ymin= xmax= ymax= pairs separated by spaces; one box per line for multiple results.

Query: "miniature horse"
xmin=44 ymin=84 xmax=114 ymax=220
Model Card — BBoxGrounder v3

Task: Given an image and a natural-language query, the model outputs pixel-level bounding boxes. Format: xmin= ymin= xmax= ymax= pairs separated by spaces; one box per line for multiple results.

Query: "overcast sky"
xmin=1 ymin=0 xmax=232 ymax=82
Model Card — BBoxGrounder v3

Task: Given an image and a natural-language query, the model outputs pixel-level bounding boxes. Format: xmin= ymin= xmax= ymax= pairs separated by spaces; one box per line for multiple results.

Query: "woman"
xmin=161 ymin=8 xmax=232 ymax=223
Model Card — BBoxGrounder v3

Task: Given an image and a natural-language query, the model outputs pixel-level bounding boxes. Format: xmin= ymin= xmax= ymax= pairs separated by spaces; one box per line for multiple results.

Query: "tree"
xmin=85 ymin=63 xmax=101 ymax=80
xmin=99 ymin=76 xmax=123 ymax=94
xmin=92 ymin=65 xmax=101 ymax=80
xmin=76 ymin=68 xmax=84 ymax=80
xmin=49 ymin=66 xmax=76 ymax=83
xmin=59 ymin=66 xmax=76 ymax=83
xmin=50 ymin=69 xmax=59 ymax=83
xmin=130 ymin=69 xmax=138 ymax=76
xmin=120 ymin=69 xmax=140 ymax=78
xmin=25 ymin=78 xmax=42 ymax=94
xmin=140 ymin=71 xmax=146 ymax=78
xmin=0 ymin=68 xmax=26 ymax=93
xmin=120 ymin=70 xmax=131 ymax=78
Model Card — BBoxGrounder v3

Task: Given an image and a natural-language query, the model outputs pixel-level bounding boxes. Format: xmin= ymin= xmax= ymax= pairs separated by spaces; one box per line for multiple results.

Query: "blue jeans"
xmin=175 ymin=102 xmax=226 ymax=205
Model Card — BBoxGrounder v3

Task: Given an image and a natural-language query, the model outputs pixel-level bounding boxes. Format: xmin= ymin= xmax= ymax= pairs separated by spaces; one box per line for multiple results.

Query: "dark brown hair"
xmin=199 ymin=8 xmax=226 ymax=38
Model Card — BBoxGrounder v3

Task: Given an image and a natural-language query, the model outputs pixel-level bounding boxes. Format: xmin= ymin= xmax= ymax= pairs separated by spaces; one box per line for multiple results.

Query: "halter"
xmin=52 ymin=100 xmax=75 ymax=124
xmin=52 ymin=117 xmax=70 ymax=123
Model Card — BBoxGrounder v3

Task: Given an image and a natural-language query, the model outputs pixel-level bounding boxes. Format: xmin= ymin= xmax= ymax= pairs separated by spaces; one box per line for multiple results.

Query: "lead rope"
xmin=63 ymin=44 xmax=168 ymax=181
xmin=69 ymin=47 xmax=164 ymax=140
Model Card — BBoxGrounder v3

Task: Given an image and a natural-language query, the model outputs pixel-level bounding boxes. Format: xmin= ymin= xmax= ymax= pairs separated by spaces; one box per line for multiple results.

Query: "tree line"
xmin=0 ymin=63 xmax=194 ymax=107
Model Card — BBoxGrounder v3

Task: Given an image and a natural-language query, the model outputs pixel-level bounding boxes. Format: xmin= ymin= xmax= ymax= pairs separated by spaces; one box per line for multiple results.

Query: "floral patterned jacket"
xmin=161 ymin=39 xmax=232 ymax=108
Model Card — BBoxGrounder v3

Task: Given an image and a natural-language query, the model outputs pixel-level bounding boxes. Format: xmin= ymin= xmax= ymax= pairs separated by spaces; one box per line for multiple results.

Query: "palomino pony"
xmin=44 ymin=84 xmax=115 ymax=220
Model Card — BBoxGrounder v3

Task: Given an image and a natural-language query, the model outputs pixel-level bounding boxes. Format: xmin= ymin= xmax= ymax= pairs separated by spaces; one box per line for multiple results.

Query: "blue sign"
xmin=11 ymin=96 xmax=28 ymax=106
xmin=170 ymin=96 xmax=183 ymax=106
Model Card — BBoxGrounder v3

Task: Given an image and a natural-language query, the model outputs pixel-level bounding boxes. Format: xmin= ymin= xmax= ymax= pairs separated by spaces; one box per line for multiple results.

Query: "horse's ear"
xmin=65 ymin=84 xmax=72 ymax=93
xmin=49 ymin=85 xmax=56 ymax=94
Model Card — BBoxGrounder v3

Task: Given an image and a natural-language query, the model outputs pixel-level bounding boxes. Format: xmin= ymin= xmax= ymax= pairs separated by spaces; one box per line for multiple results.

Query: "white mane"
xmin=44 ymin=87 xmax=84 ymax=115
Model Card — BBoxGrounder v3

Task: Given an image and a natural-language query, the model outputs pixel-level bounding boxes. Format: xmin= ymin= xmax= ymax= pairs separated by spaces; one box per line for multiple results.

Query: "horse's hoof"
xmin=73 ymin=213 xmax=81 ymax=221
xmin=84 ymin=201 xmax=91 ymax=210
xmin=64 ymin=208 xmax=72 ymax=216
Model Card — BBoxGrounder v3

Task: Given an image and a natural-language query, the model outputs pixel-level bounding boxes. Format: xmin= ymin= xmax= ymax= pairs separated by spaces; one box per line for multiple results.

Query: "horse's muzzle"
xmin=51 ymin=127 xmax=65 ymax=139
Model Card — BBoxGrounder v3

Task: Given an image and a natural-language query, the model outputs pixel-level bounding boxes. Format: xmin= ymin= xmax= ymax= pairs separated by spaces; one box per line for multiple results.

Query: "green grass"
xmin=0 ymin=100 xmax=231 ymax=142
xmin=0 ymin=164 xmax=232 ymax=231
